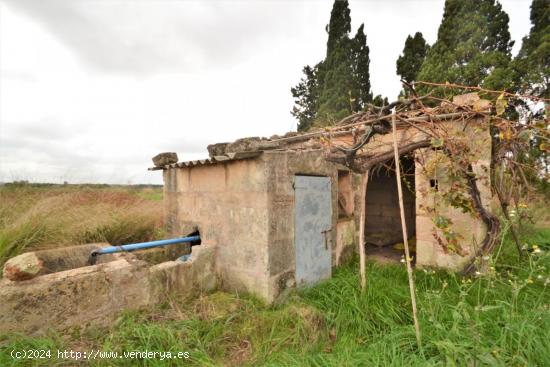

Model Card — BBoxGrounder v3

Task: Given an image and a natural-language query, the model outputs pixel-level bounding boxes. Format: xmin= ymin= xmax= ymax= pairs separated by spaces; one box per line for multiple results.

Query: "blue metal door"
xmin=295 ymin=175 xmax=332 ymax=286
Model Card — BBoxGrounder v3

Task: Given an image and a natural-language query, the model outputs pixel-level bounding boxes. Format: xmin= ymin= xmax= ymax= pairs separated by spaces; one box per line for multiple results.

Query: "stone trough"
xmin=0 ymin=243 xmax=216 ymax=335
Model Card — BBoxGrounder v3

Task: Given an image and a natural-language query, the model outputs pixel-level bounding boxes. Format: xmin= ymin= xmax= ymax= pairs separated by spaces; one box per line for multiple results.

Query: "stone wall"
xmin=163 ymin=159 xmax=271 ymax=300
xmin=414 ymin=118 xmax=492 ymax=270
xmin=335 ymin=171 xmax=357 ymax=266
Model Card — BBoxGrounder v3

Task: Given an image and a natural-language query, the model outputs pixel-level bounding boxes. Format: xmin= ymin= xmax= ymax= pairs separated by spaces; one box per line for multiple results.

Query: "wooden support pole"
xmin=358 ymin=172 xmax=368 ymax=291
xmin=391 ymin=113 xmax=422 ymax=349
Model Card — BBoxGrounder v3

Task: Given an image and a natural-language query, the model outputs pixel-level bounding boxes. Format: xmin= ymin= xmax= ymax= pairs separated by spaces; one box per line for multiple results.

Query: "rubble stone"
xmin=207 ymin=143 xmax=229 ymax=157
xmin=152 ymin=152 xmax=178 ymax=167
xmin=225 ymin=137 xmax=262 ymax=153
xmin=3 ymin=252 xmax=44 ymax=281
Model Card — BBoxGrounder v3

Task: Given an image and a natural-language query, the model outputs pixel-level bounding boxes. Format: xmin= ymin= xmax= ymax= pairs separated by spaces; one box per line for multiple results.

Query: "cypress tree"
xmin=396 ymin=32 xmax=429 ymax=84
xmin=352 ymin=24 xmax=373 ymax=109
xmin=316 ymin=41 xmax=357 ymax=122
xmin=326 ymin=0 xmax=351 ymax=56
xmin=316 ymin=0 xmax=357 ymax=123
xmin=416 ymin=0 xmax=513 ymax=95
xmin=291 ymin=0 xmax=375 ymax=130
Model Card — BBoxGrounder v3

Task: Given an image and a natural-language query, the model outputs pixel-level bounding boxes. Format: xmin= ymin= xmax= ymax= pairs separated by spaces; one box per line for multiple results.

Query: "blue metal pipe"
xmin=89 ymin=235 xmax=200 ymax=264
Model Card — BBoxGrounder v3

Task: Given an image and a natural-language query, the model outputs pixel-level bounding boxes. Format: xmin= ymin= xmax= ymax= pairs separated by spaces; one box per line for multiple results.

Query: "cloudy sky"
xmin=0 ymin=0 xmax=532 ymax=184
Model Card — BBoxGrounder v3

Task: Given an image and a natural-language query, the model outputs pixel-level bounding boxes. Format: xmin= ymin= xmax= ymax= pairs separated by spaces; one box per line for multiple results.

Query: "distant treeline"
xmin=1 ymin=181 xmax=163 ymax=189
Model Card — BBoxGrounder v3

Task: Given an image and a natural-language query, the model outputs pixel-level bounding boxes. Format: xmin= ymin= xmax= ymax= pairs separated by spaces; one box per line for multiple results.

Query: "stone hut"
xmin=151 ymin=99 xmax=492 ymax=303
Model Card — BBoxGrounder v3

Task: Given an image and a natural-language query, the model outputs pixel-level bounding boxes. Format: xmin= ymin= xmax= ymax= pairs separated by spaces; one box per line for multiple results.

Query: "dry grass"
xmin=0 ymin=183 xmax=164 ymax=266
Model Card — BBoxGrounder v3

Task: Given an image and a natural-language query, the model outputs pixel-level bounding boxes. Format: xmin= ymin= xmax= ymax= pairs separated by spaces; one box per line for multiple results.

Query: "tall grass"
xmin=1 ymin=227 xmax=548 ymax=366
xmin=0 ymin=184 xmax=164 ymax=265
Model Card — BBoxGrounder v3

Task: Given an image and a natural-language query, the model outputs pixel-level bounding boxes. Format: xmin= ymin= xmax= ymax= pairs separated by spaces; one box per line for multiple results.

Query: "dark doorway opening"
xmin=364 ymin=156 xmax=416 ymax=264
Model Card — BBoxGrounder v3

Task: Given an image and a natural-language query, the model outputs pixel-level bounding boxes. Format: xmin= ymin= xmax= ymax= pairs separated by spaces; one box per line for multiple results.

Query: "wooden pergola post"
xmin=391 ymin=113 xmax=422 ymax=349
xmin=358 ymin=171 xmax=368 ymax=291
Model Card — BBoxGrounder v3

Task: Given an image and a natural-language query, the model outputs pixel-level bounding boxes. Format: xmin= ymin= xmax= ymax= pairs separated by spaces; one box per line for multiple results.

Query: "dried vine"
xmin=317 ymin=83 xmax=548 ymax=274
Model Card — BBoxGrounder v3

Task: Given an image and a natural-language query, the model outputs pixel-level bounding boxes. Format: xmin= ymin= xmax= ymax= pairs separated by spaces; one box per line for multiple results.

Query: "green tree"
xmin=316 ymin=41 xmax=357 ymax=123
xmin=511 ymin=0 xmax=549 ymax=99
xmin=291 ymin=64 xmax=320 ymax=132
xmin=396 ymin=32 xmax=430 ymax=84
xmin=291 ymin=0 xmax=375 ymax=131
xmin=351 ymin=24 xmax=373 ymax=109
xmin=326 ymin=0 xmax=351 ymax=56
xmin=316 ymin=0 xmax=363 ymax=123
xmin=416 ymin=0 xmax=513 ymax=95
xmin=508 ymin=0 xmax=550 ymax=183
xmin=372 ymin=94 xmax=389 ymax=107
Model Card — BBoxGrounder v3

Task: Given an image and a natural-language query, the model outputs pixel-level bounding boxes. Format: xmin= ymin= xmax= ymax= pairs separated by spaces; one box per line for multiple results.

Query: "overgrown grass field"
xmin=0 ymin=183 xmax=164 ymax=266
xmin=0 ymin=185 xmax=549 ymax=366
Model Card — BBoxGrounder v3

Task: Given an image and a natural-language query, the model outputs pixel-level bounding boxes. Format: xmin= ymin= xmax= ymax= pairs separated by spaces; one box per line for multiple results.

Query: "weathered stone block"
xmin=190 ymin=165 xmax=226 ymax=192
xmin=2 ymin=243 xmax=116 ymax=281
xmin=0 ymin=259 xmax=151 ymax=335
xmin=268 ymin=239 xmax=294 ymax=276
xmin=416 ymin=239 xmax=435 ymax=267
xmin=150 ymin=245 xmax=217 ymax=301
xmin=3 ymin=252 xmax=43 ymax=281
xmin=207 ymin=142 xmax=229 ymax=157
xmin=152 ymin=152 xmax=178 ymax=167
xmin=335 ymin=220 xmax=355 ymax=266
